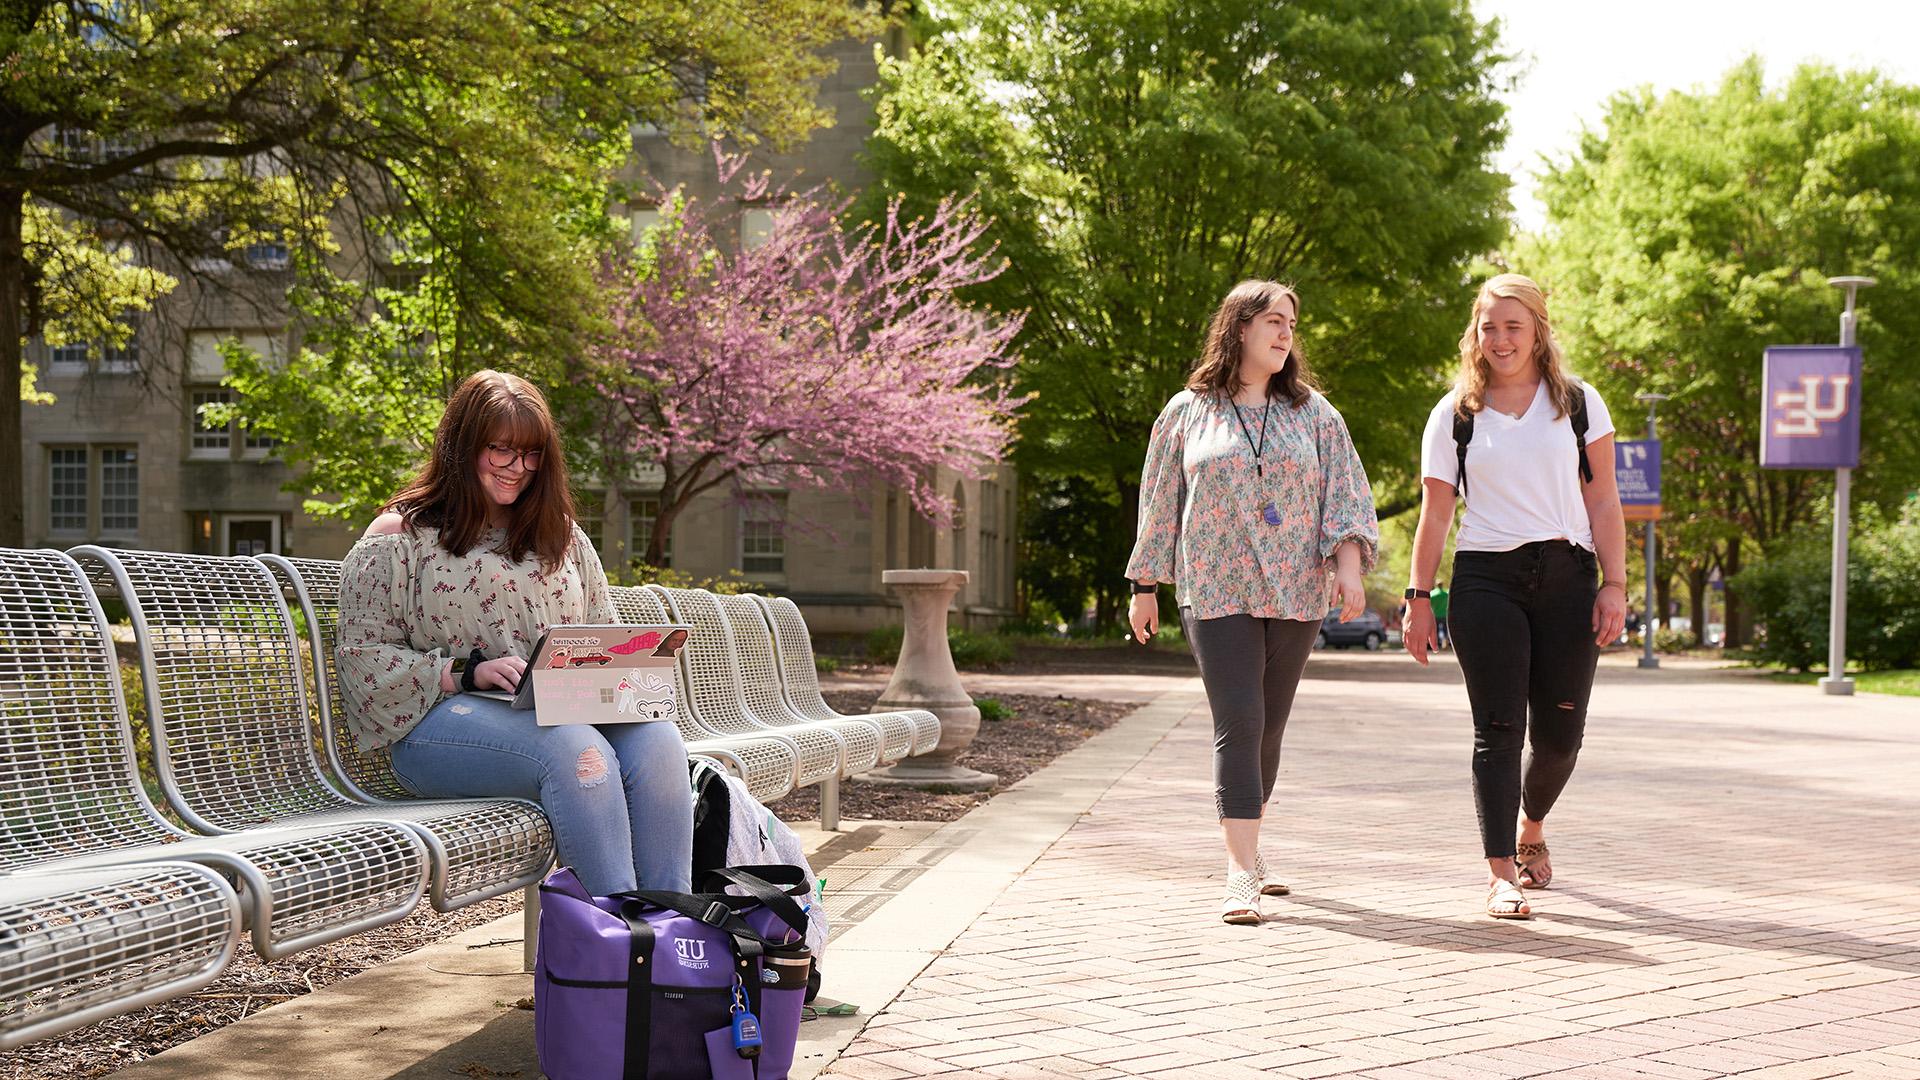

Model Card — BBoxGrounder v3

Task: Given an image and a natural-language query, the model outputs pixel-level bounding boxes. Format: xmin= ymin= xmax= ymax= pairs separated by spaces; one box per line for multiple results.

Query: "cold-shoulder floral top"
xmin=336 ymin=522 xmax=613 ymax=751
xmin=1125 ymin=389 xmax=1379 ymax=620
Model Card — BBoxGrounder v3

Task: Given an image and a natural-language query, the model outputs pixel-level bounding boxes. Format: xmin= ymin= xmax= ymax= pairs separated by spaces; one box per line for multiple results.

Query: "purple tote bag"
xmin=535 ymin=865 xmax=813 ymax=1080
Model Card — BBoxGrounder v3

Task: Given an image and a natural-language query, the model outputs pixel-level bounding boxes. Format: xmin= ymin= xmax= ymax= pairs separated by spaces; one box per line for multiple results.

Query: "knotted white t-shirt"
xmin=1420 ymin=381 xmax=1614 ymax=553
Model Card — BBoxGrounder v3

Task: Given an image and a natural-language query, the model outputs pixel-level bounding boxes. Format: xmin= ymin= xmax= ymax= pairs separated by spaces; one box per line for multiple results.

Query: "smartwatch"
xmin=1131 ymin=581 xmax=1158 ymax=595
xmin=1403 ymin=587 xmax=1431 ymax=600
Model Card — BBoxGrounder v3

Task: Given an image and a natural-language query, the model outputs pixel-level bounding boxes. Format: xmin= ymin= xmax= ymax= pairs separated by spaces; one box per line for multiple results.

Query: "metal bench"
xmin=607 ymin=585 xmax=799 ymax=803
xmin=70 ymin=547 xmax=550 ymax=927
xmin=717 ymin=592 xmax=921 ymax=764
xmin=751 ymin=593 xmax=941 ymax=756
xmin=651 ymin=587 xmax=862 ymax=786
xmin=0 ymin=547 xmax=427 ymax=964
xmin=0 ymin=863 xmax=241 ymax=1050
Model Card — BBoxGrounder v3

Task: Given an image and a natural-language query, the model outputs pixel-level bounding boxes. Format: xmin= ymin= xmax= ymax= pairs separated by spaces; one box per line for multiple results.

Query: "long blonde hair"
xmin=1186 ymin=280 xmax=1316 ymax=408
xmin=1454 ymin=274 xmax=1580 ymax=419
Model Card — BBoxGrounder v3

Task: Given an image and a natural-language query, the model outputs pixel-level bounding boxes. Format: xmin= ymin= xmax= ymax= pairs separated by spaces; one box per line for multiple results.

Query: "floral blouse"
xmin=335 ymin=522 xmax=614 ymax=751
xmin=1126 ymin=389 xmax=1379 ymax=620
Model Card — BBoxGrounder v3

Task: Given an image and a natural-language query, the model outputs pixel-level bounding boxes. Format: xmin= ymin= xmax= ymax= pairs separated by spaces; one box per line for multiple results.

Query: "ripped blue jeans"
xmin=390 ymin=693 xmax=694 ymax=895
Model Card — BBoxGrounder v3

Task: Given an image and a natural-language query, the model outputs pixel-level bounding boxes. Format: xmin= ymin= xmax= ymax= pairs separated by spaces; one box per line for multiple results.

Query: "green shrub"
xmin=864 ymin=625 xmax=1013 ymax=668
xmin=611 ymin=561 xmax=762 ymax=595
xmin=1652 ymin=627 xmax=1693 ymax=654
xmin=813 ymin=654 xmax=840 ymax=675
xmin=864 ymin=624 xmax=905 ymax=663
xmin=975 ymin=696 xmax=1012 ymax=722
xmin=1732 ymin=501 xmax=1920 ymax=672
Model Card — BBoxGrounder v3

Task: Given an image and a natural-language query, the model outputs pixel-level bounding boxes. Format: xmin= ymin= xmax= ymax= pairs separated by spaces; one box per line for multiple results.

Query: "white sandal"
xmin=1253 ymin=852 xmax=1290 ymax=897
xmin=1486 ymin=878 xmax=1532 ymax=920
xmin=1222 ymin=870 xmax=1263 ymax=925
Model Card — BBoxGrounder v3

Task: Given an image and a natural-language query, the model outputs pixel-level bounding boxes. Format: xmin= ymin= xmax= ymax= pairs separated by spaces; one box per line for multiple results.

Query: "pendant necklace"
xmin=1231 ymin=396 xmax=1283 ymax=526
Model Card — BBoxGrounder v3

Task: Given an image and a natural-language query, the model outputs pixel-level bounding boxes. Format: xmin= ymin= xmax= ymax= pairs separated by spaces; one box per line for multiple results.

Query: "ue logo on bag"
xmin=674 ymin=937 xmax=710 ymax=970
xmin=1771 ymin=375 xmax=1851 ymax=437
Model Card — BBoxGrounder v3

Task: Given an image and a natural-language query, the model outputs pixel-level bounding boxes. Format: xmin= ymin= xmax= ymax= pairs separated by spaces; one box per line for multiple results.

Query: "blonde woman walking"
xmin=1403 ymin=275 xmax=1627 ymax=920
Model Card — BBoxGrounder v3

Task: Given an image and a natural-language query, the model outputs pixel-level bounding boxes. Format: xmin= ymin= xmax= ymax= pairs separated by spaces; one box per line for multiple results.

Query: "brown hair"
xmin=1185 ymin=280 xmax=1316 ymax=408
xmin=1454 ymin=273 xmax=1581 ymax=419
xmin=386 ymin=370 xmax=576 ymax=567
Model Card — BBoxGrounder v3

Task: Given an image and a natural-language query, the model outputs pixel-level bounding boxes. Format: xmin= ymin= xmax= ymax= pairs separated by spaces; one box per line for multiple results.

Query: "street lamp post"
xmin=1820 ymin=276 xmax=1875 ymax=696
xmin=1633 ymin=392 xmax=1668 ymax=670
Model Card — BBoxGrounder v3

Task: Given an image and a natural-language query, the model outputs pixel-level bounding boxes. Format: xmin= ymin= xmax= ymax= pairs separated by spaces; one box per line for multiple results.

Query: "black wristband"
xmin=1131 ymin=581 xmax=1158 ymax=595
xmin=460 ymin=648 xmax=485 ymax=693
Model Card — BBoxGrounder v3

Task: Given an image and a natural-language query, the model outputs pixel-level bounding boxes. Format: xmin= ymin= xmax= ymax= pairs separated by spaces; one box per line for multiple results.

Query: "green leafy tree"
xmin=1524 ymin=61 xmax=1920 ymax=644
xmin=861 ymin=0 xmax=1512 ymax=624
xmin=4 ymin=0 xmax=876 ymax=541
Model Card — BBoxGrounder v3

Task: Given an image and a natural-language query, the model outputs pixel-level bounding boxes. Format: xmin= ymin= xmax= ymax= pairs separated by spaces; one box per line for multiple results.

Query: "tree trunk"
xmin=0 ymin=185 xmax=26 ymax=548
xmin=1655 ymin=572 xmax=1671 ymax=632
xmin=1722 ymin=538 xmax=1745 ymax=648
xmin=1687 ymin=564 xmax=1708 ymax=648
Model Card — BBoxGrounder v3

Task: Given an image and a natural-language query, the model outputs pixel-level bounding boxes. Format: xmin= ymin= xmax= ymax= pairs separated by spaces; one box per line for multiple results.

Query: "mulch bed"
xmin=765 ymin=690 xmax=1138 ymax=822
xmin=4 ymin=896 xmax=522 ymax=1080
xmin=11 ymin=681 xmax=1140 ymax=1078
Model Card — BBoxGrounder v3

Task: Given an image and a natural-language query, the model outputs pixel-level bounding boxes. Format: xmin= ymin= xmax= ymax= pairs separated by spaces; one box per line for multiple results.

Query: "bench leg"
xmin=522 ymin=882 xmax=540 ymax=973
xmin=820 ymin=774 xmax=841 ymax=832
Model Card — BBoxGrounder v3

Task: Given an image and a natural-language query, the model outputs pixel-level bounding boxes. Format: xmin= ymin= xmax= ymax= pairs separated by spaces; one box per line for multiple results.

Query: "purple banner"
xmin=1760 ymin=345 xmax=1862 ymax=470
xmin=1616 ymin=439 xmax=1660 ymax=503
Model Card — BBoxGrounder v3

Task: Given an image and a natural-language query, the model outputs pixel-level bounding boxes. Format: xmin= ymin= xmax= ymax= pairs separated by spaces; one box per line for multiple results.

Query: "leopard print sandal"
xmin=1515 ymin=841 xmax=1552 ymax=889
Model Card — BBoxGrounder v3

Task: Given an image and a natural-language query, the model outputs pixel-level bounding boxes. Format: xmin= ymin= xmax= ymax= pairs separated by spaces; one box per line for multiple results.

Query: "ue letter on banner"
xmin=1759 ymin=345 xmax=1862 ymax=470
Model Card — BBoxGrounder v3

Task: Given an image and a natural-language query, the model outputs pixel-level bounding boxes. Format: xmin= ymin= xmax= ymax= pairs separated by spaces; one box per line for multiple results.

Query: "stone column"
xmin=864 ymin=569 xmax=997 ymax=791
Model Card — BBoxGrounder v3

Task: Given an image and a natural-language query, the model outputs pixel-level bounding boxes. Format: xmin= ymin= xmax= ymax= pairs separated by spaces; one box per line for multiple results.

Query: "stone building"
xmin=18 ymin=31 xmax=1017 ymax=632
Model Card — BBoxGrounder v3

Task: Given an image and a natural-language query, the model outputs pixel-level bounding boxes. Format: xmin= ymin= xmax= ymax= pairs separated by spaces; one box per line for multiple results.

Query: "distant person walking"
xmin=1402 ymin=274 xmax=1627 ymax=920
xmin=1430 ymin=581 xmax=1451 ymax=649
xmin=1125 ymin=280 xmax=1379 ymax=926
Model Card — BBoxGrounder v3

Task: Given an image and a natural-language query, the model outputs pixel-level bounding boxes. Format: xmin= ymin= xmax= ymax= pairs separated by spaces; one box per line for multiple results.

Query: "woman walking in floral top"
xmin=336 ymin=370 xmax=693 ymax=896
xmin=1126 ymin=280 xmax=1379 ymax=925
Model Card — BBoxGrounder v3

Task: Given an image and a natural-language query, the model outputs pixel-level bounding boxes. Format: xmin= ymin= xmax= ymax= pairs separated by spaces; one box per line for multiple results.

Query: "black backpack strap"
xmin=1452 ymin=409 xmax=1475 ymax=500
xmin=1570 ymin=383 xmax=1593 ymax=484
xmin=620 ymin=889 xmax=772 ymax=961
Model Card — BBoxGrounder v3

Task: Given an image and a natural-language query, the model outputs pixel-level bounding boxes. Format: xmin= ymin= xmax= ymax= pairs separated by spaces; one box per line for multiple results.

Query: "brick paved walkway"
xmin=827 ymin=656 xmax=1920 ymax=1079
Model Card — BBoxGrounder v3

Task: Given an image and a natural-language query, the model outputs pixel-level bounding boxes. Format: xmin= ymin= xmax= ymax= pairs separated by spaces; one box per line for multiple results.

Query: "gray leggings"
xmin=1181 ymin=611 xmax=1321 ymax=819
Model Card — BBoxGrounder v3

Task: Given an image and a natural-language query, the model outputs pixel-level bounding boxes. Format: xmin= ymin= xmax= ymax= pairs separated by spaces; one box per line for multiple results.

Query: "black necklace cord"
xmin=1231 ymin=397 xmax=1273 ymax=478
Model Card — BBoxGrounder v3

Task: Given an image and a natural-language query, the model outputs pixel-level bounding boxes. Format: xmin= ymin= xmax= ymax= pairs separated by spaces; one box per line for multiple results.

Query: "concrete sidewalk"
xmin=827 ymin=655 xmax=1920 ymax=1079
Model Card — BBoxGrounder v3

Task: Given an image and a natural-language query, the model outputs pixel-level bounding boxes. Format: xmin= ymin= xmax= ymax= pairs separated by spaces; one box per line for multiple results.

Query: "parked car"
xmin=1317 ymin=609 xmax=1387 ymax=651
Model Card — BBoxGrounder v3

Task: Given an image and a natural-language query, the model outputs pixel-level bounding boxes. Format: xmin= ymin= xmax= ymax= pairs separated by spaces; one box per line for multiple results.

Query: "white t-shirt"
xmin=1420 ymin=381 xmax=1614 ymax=552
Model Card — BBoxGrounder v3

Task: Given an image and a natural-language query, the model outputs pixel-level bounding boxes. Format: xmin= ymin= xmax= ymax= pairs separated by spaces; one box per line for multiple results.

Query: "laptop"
xmin=473 ymin=624 xmax=689 ymax=726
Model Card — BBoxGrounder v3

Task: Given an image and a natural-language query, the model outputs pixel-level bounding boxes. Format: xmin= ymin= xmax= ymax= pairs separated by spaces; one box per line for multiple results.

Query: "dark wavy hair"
xmin=385 ymin=370 xmax=576 ymax=568
xmin=1185 ymin=280 xmax=1315 ymax=408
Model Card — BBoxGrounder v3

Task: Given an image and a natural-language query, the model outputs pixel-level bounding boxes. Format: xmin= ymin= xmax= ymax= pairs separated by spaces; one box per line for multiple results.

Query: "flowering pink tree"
xmin=580 ymin=162 xmax=1025 ymax=568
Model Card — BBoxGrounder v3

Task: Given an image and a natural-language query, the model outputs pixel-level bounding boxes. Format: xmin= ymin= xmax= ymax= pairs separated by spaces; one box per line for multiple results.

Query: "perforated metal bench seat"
xmin=0 ymin=863 xmax=240 ymax=1050
xmin=0 ymin=548 xmax=428 ymax=964
xmin=72 ymin=548 xmax=550 ymax=915
xmin=607 ymin=585 xmax=798 ymax=801
xmin=654 ymin=586 xmax=877 ymax=783
xmin=752 ymin=593 xmax=940 ymax=756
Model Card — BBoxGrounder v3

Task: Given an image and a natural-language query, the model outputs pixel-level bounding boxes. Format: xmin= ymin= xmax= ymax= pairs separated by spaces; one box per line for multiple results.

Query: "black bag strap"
xmin=698 ymin=866 xmax=811 ymax=942
xmin=619 ymin=889 xmax=772 ymax=961
xmin=1452 ymin=409 xmax=1474 ymax=501
xmin=1570 ymin=385 xmax=1594 ymax=484
xmin=616 ymin=901 xmax=656 ymax=1080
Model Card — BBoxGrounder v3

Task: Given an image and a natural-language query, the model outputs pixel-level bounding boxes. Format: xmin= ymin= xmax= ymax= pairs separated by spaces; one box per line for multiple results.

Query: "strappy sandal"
xmin=1252 ymin=851 xmax=1290 ymax=897
xmin=1222 ymin=871 xmax=1263 ymax=925
xmin=1486 ymin=878 xmax=1532 ymax=920
xmin=1515 ymin=841 xmax=1552 ymax=890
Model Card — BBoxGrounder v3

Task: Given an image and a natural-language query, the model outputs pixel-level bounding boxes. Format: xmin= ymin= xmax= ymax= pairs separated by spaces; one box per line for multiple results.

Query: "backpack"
xmin=1452 ymin=383 xmax=1592 ymax=502
xmin=690 ymin=759 xmax=830 ymax=961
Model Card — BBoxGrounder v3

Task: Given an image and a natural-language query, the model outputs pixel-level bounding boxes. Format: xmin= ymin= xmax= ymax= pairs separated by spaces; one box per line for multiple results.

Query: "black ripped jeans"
xmin=1448 ymin=540 xmax=1600 ymax=860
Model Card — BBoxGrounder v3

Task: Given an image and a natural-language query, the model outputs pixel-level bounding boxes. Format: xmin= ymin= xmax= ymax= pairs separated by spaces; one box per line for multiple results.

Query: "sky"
xmin=1471 ymin=0 xmax=1920 ymax=232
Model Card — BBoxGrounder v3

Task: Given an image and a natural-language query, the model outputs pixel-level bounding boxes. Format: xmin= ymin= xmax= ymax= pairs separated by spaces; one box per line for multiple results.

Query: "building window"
xmin=98 ymin=333 xmax=139 ymax=373
xmin=48 ymin=449 xmax=88 ymax=533
xmin=241 ymin=423 xmax=278 ymax=456
xmin=242 ymin=241 xmax=291 ymax=271
xmin=99 ymin=448 xmax=139 ymax=533
xmin=191 ymin=389 xmax=233 ymax=455
xmin=740 ymin=207 xmax=775 ymax=251
xmin=44 ymin=319 xmax=139 ymax=373
xmin=740 ymin=495 xmax=786 ymax=575
xmin=630 ymin=493 xmax=669 ymax=566
xmin=981 ymin=480 xmax=1000 ymax=606
xmin=50 ymin=341 xmax=90 ymax=371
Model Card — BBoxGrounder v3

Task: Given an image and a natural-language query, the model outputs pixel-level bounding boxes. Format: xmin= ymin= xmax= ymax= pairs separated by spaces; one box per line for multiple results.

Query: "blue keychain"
xmin=730 ymin=980 xmax=763 ymax=1059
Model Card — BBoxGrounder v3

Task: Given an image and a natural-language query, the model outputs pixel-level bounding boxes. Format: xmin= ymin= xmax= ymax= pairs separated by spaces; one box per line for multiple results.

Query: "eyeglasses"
xmin=485 ymin=442 xmax=543 ymax=472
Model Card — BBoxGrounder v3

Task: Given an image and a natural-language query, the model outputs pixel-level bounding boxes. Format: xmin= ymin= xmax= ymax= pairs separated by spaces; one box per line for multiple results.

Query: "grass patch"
xmin=975 ymin=696 xmax=1012 ymax=722
xmin=1763 ymin=668 xmax=1920 ymax=697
